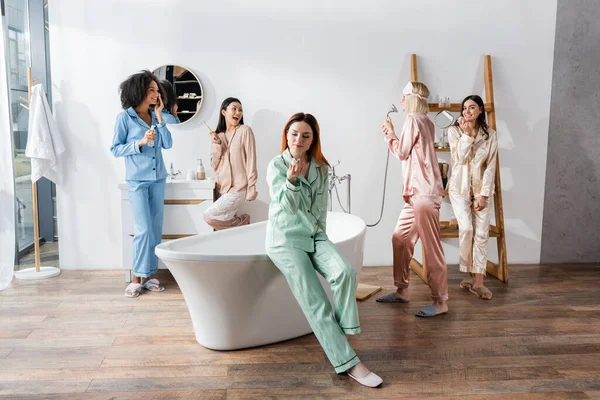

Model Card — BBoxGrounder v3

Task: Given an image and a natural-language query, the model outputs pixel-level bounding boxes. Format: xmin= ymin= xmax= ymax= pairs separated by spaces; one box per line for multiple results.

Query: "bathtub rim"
xmin=155 ymin=211 xmax=366 ymax=263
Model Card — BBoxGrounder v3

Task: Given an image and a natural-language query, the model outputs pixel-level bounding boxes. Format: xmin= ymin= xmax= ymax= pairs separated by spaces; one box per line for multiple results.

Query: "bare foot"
xmin=460 ymin=273 xmax=475 ymax=289
xmin=376 ymin=287 xmax=410 ymax=303
xmin=432 ymin=300 xmax=448 ymax=314
xmin=125 ymin=276 xmax=142 ymax=297
xmin=473 ymin=273 xmax=485 ymax=287
xmin=394 ymin=287 xmax=410 ymax=302
xmin=125 ymin=282 xmax=142 ymax=297
xmin=472 ymin=273 xmax=492 ymax=299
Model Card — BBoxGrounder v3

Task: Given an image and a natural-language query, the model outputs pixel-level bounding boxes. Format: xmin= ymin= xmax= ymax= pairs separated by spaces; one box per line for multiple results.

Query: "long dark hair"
xmin=281 ymin=113 xmax=330 ymax=167
xmin=119 ymin=70 xmax=161 ymax=109
xmin=160 ymin=80 xmax=177 ymax=115
xmin=215 ymin=97 xmax=244 ymax=133
xmin=455 ymin=95 xmax=489 ymax=140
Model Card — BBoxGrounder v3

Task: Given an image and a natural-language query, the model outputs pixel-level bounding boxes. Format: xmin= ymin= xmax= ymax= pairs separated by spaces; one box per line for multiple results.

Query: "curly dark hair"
xmin=160 ymin=80 xmax=178 ymax=115
xmin=119 ymin=70 xmax=161 ymax=109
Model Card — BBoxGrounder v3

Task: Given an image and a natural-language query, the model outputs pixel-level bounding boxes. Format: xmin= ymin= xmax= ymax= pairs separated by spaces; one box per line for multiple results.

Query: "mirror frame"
xmin=433 ymin=110 xmax=455 ymax=129
xmin=152 ymin=64 xmax=204 ymax=125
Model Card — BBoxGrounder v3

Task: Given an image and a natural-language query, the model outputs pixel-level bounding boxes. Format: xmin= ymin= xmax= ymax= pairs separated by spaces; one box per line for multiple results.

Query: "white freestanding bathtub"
xmin=155 ymin=212 xmax=366 ymax=351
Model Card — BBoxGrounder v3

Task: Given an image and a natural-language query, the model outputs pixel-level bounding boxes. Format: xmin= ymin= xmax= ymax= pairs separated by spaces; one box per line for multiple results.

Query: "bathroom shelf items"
xmin=173 ymin=70 xmax=203 ymax=123
xmin=408 ymin=54 xmax=509 ymax=283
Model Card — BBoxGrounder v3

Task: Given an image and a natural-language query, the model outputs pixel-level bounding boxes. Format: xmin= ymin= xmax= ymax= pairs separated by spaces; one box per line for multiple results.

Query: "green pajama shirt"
xmin=266 ymin=149 xmax=361 ymax=374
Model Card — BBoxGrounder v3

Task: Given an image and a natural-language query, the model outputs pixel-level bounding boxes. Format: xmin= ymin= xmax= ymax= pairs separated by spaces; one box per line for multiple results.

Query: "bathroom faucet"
xmin=168 ymin=162 xmax=181 ymax=179
xmin=328 ymin=160 xmax=351 ymax=213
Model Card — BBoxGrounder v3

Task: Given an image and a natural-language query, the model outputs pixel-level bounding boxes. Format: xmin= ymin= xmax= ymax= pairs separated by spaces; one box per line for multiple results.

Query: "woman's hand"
xmin=382 ymin=118 xmax=395 ymax=136
xmin=458 ymin=118 xmax=476 ymax=137
xmin=172 ymin=103 xmax=178 ymax=118
xmin=246 ymin=188 xmax=258 ymax=201
xmin=287 ymin=158 xmax=306 ymax=184
xmin=210 ymin=131 xmax=221 ymax=144
xmin=154 ymin=93 xmax=164 ymax=117
xmin=139 ymin=129 xmax=156 ymax=147
xmin=474 ymin=195 xmax=487 ymax=211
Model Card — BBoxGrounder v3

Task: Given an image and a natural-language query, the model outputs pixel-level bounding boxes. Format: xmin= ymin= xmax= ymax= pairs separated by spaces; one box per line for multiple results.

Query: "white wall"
xmin=49 ymin=0 xmax=557 ymax=269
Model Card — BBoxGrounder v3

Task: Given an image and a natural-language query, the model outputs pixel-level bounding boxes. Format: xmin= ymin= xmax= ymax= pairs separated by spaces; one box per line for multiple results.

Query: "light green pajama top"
xmin=266 ymin=149 xmax=330 ymax=252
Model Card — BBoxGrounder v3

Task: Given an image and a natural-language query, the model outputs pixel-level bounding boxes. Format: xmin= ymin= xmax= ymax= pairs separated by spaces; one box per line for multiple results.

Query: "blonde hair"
xmin=404 ymin=81 xmax=430 ymax=114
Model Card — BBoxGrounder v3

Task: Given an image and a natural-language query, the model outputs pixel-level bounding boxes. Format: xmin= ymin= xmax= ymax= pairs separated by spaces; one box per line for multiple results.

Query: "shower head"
xmin=386 ymin=104 xmax=398 ymax=119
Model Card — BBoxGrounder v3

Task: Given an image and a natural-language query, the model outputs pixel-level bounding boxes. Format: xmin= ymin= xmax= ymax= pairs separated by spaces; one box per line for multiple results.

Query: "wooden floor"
xmin=1 ymin=264 xmax=599 ymax=399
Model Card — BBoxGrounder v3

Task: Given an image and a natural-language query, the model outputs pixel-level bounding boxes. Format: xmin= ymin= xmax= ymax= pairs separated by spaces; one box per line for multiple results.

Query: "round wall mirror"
xmin=152 ymin=64 xmax=203 ymax=124
xmin=434 ymin=110 xmax=455 ymax=129
xmin=433 ymin=110 xmax=455 ymax=149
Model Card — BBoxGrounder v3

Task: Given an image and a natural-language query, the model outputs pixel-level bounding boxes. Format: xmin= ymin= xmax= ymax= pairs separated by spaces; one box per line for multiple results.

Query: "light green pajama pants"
xmin=267 ymin=239 xmax=361 ymax=374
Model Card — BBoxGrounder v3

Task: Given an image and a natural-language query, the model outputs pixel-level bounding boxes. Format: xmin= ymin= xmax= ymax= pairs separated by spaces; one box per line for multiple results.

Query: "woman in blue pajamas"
xmin=111 ymin=70 xmax=173 ymax=298
xmin=265 ymin=112 xmax=382 ymax=388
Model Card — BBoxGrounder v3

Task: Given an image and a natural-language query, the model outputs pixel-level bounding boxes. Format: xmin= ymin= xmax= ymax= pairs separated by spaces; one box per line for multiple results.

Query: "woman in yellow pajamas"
xmin=265 ymin=112 xmax=382 ymax=388
xmin=448 ymin=95 xmax=498 ymax=300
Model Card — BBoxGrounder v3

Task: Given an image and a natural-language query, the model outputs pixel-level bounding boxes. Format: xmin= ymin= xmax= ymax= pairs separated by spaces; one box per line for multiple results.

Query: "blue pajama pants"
xmin=127 ymin=179 xmax=166 ymax=278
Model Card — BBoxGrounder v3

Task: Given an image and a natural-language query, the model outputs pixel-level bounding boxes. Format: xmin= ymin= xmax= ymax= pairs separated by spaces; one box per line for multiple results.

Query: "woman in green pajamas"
xmin=265 ymin=112 xmax=383 ymax=388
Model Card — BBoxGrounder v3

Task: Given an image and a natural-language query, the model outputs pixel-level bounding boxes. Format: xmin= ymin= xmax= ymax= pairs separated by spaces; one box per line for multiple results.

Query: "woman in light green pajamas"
xmin=266 ymin=112 xmax=383 ymax=388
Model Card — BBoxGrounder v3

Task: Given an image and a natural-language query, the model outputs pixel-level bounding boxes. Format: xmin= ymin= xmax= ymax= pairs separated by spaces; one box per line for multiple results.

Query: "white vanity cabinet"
xmin=119 ymin=179 xmax=215 ymax=281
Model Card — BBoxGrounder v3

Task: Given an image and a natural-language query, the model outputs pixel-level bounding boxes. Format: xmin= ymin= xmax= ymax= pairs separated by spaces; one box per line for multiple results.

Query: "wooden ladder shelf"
xmin=408 ymin=54 xmax=509 ymax=283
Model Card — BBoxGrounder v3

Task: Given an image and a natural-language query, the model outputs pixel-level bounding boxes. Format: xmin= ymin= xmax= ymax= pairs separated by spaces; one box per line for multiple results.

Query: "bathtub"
xmin=155 ymin=212 xmax=366 ymax=351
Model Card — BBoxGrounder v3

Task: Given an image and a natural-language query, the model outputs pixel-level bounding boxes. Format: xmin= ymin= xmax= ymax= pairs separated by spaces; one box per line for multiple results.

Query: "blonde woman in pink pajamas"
xmin=376 ymin=82 xmax=449 ymax=318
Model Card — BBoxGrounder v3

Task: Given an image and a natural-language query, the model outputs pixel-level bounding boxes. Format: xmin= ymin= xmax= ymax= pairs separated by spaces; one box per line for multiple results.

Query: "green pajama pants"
xmin=267 ymin=240 xmax=361 ymax=374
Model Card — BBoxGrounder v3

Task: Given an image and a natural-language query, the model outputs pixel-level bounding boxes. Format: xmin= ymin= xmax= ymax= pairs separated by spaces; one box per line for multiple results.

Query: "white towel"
xmin=25 ymin=84 xmax=65 ymax=184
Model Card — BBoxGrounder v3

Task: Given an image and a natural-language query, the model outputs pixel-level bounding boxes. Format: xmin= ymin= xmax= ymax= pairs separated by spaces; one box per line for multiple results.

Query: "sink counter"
xmin=118 ymin=178 xmax=215 ymax=281
xmin=118 ymin=178 xmax=215 ymax=190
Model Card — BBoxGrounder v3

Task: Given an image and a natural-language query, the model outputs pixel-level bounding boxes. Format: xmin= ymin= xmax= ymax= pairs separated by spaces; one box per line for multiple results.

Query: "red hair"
xmin=281 ymin=112 xmax=330 ymax=166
